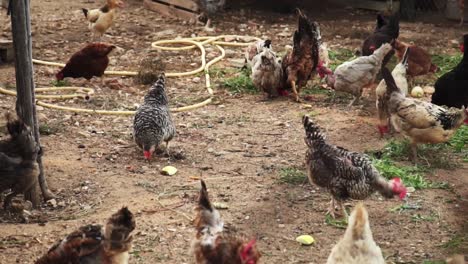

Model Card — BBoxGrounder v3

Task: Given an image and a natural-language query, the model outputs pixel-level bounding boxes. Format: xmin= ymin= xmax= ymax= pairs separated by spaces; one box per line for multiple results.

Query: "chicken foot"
xmin=410 ymin=142 xmax=418 ymax=164
xmin=291 ymin=81 xmax=301 ymax=102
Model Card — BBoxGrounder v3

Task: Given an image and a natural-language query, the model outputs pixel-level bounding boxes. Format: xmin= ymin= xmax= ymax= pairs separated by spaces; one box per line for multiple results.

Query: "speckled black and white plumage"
xmin=133 ymin=74 xmax=176 ymax=157
xmin=303 ymin=116 xmax=400 ymax=216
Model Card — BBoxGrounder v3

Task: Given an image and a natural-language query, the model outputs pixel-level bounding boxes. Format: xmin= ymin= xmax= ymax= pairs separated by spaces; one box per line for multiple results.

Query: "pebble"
xmin=192 ymin=77 xmax=201 ymax=83
xmin=47 ymin=199 xmax=57 ymax=208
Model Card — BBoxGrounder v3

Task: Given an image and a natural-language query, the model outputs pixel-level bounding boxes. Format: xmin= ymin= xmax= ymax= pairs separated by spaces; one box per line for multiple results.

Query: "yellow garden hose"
xmin=0 ymin=35 xmax=260 ymax=115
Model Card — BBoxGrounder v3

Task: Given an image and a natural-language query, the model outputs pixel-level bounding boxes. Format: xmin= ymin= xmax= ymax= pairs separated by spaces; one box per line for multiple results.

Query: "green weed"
xmin=432 ymin=53 xmax=463 ymax=78
xmin=325 ymin=214 xmax=348 ymax=229
xmin=50 ymin=79 xmax=69 ymax=87
xmin=278 ymin=167 xmax=307 ymax=185
xmin=222 ymin=69 xmax=257 ymax=94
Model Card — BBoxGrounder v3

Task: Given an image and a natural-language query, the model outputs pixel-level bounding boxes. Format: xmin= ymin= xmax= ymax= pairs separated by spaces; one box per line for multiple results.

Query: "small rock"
xmin=244 ymin=215 xmax=250 ymax=220
xmin=47 ymin=199 xmax=57 ymax=208
xmin=192 ymin=77 xmax=201 ymax=83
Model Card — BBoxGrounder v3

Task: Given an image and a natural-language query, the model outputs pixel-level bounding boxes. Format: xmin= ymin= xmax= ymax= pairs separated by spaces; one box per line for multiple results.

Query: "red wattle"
xmin=143 ymin=151 xmax=151 ymax=160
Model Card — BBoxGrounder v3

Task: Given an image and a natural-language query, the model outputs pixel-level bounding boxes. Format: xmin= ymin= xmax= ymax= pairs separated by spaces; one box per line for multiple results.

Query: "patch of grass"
xmin=302 ymin=84 xmax=333 ymax=96
xmin=441 ymin=234 xmax=467 ymax=253
xmin=278 ymin=167 xmax=306 ymax=185
xmin=39 ymin=122 xmax=62 ymax=136
xmin=449 ymin=125 xmax=468 ymax=161
xmin=328 ymin=48 xmax=356 ymax=71
xmin=411 ymin=212 xmax=438 ymax=222
xmin=325 ymin=214 xmax=348 ymax=229
xmin=221 ymin=68 xmax=257 ymax=95
xmin=432 ymin=53 xmax=463 ymax=78
xmin=50 ymin=79 xmax=70 ymax=87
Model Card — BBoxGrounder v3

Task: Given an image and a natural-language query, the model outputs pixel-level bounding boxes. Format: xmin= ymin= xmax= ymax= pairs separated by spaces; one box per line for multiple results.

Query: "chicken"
xmin=251 ymin=43 xmax=283 ymax=99
xmin=56 ymin=43 xmax=116 ymax=83
xmin=376 ymin=47 xmax=410 ymax=136
xmin=394 ymin=40 xmax=437 ymax=79
xmin=303 ymin=115 xmax=407 ymax=218
xmin=381 ymin=66 xmax=468 ymax=162
xmin=447 ymin=255 xmax=466 ymax=264
xmin=35 ymin=207 xmax=135 ymax=264
xmin=281 ymin=9 xmax=320 ymax=102
xmin=0 ymin=113 xmax=38 ymax=209
xmin=133 ymin=73 xmax=176 ymax=161
xmin=432 ymin=34 xmax=468 ymax=109
xmin=197 ymin=0 xmax=226 ymax=31
xmin=192 ymin=180 xmax=261 ymax=264
xmin=326 ymin=203 xmax=385 ymax=264
xmin=82 ymin=0 xmax=124 ymax=40
xmin=324 ymin=43 xmax=393 ymax=107
xmin=245 ymin=39 xmax=272 ymax=68
xmin=362 ymin=14 xmax=399 ymax=66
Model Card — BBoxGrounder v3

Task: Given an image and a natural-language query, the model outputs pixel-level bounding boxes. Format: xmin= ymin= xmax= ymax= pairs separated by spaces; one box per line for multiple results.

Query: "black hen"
xmin=432 ymin=34 xmax=468 ymax=108
xmin=362 ymin=14 xmax=399 ymax=65
xmin=0 ymin=113 xmax=38 ymax=209
xmin=35 ymin=207 xmax=135 ymax=264
xmin=303 ymin=115 xmax=407 ymax=218
xmin=133 ymin=73 xmax=176 ymax=160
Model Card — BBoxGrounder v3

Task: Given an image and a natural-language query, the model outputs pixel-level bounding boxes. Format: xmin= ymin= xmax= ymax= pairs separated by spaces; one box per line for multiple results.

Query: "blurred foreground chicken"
xmin=325 ymin=43 xmax=393 ymax=106
xmin=432 ymin=34 xmax=468 ymax=108
xmin=376 ymin=47 xmax=410 ymax=136
xmin=35 ymin=207 xmax=135 ymax=264
xmin=281 ymin=9 xmax=320 ymax=102
xmin=192 ymin=180 xmax=260 ymax=264
xmin=82 ymin=0 xmax=124 ymax=40
xmin=362 ymin=14 xmax=399 ymax=66
xmin=326 ymin=203 xmax=385 ymax=264
xmin=197 ymin=0 xmax=226 ymax=31
xmin=251 ymin=43 xmax=283 ymax=98
xmin=446 ymin=254 xmax=467 ymax=264
xmin=303 ymin=116 xmax=407 ymax=218
xmin=245 ymin=39 xmax=272 ymax=68
xmin=394 ymin=40 xmax=437 ymax=79
xmin=0 ymin=113 xmax=38 ymax=209
xmin=133 ymin=73 xmax=176 ymax=161
xmin=56 ymin=43 xmax=116 ymax=83
xmin=381 ymin=67 xmax=468 ymax=162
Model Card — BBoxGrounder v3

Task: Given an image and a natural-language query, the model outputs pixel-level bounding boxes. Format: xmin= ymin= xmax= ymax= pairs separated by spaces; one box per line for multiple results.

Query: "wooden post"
xmin=9 ymin=0 xmax=54 ymax=206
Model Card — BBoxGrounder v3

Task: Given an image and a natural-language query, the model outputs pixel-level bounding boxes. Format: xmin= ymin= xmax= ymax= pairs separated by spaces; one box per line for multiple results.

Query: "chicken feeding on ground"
xmin=0 ymin=113 xmax=38 ymax=210
xmin=394 ymin=40 xmax=437 ymax=82
xmin=192 ymin=180 xmax=261 ymax=264
xmin=381 ymin=66 xmax=468 ymax=162
xmin=82 ymin=0 xmax=124 ymax=40
xmin=133 ymin=73 xmax=176 ymax=161
xmin=362 ymin=14 xmax=398 ymax=66
xmin=245 ymin=39 xmax=272 ymax=68
xmin=251 ymin=42 xmax=283 ymax=99
xmin=281 ymin=9 xmax=320 ymax=102
xmin=432 ymin=34 xmax=468 ymax=108
xmin=324 ymin=43 xmax=393 ymax=107
xmin=56 ymin=43 xmax=116 ymax=85
xmin=196 ymin=0 xmax=226 ymax=31
xmin=35 ymin=207 xmax=135 ymax=264
xmin=376 ymin=47 xmax=410 ymax=137
xmin=326 ymin=203 xmax=385 ymax=264
xmin=302 ymin=115 xmax=407 ymax=218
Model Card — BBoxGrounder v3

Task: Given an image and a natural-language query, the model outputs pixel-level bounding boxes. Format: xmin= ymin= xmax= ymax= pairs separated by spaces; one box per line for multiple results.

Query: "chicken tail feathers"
xmin=103 ymin=207 xmax=136 ymax=253
xmin=303 ymin=115 xmax=326 ymax=147
xmin=376 ymin=13 xmax=386 ymax=30
xmin=381 ymin=66 xmax=401 ymax=94
xmin=82 ymin=8 xmax=88 ymax=18
xmin=401 ymin=47 xmax=410 ymax=66
xmin=199 ymin=180 xmax=213 ymax=212
xmin=264 ymin=39 xmax=272 ymax=49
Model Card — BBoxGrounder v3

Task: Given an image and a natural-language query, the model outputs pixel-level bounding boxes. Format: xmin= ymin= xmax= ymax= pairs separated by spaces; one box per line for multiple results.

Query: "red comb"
xmin=143 ymin=151 xmax=151 ymax=160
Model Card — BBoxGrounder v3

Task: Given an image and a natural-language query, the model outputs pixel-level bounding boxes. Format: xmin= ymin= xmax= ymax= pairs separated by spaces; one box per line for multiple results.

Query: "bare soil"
xmin=0 ymin=1 xmax=467 ymax=263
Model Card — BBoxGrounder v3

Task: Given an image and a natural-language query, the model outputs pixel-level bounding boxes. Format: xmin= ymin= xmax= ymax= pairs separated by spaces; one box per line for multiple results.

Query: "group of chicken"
xmin=249 ymin=11 xmax=468 ymax=163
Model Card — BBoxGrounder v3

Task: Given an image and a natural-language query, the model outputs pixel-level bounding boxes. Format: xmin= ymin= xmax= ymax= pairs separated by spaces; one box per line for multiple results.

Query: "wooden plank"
xmin=158 ymin=0 xmax=199 ymax=11
xmin=144 ymin=0 xmax=198 ymax=20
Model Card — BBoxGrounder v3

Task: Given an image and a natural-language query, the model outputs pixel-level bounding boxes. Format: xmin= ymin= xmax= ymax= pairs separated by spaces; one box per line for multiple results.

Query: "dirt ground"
xmin=0 ymin=0 xmax=467 ymax=263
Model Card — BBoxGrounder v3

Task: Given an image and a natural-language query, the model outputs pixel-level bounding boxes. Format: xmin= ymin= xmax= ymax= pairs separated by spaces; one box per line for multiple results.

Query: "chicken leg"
xmin=165 ymin=141 xmax=171 ymax=157
xmin=291 ymin=81 xmax=301 ymax=102
xmin=326 ymin=198 xmax=337 ymax=218
xmin=410 ymin=142 xmax=418 ymax=163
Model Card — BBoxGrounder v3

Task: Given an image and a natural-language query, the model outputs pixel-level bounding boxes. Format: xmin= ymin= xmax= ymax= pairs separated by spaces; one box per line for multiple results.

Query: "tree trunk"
xmin=10 ymin=0 xmax=55 ymax=206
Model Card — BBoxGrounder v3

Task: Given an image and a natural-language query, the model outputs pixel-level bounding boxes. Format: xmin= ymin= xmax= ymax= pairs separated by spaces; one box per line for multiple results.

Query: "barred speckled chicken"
xmin=133 ymin=73 xmax=176 ymax=160
xmin=35 ymin=207 xmax=135 ymax=264
xmin=0 ymin=113 xmax=38 ymax=209
xmin=251 ymin=41 xmax=283 ymax=98
xmin=302 ymin=116 xmax=407 ymax=218
xmin=192 ymin=180 xmax=261 ymax=264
